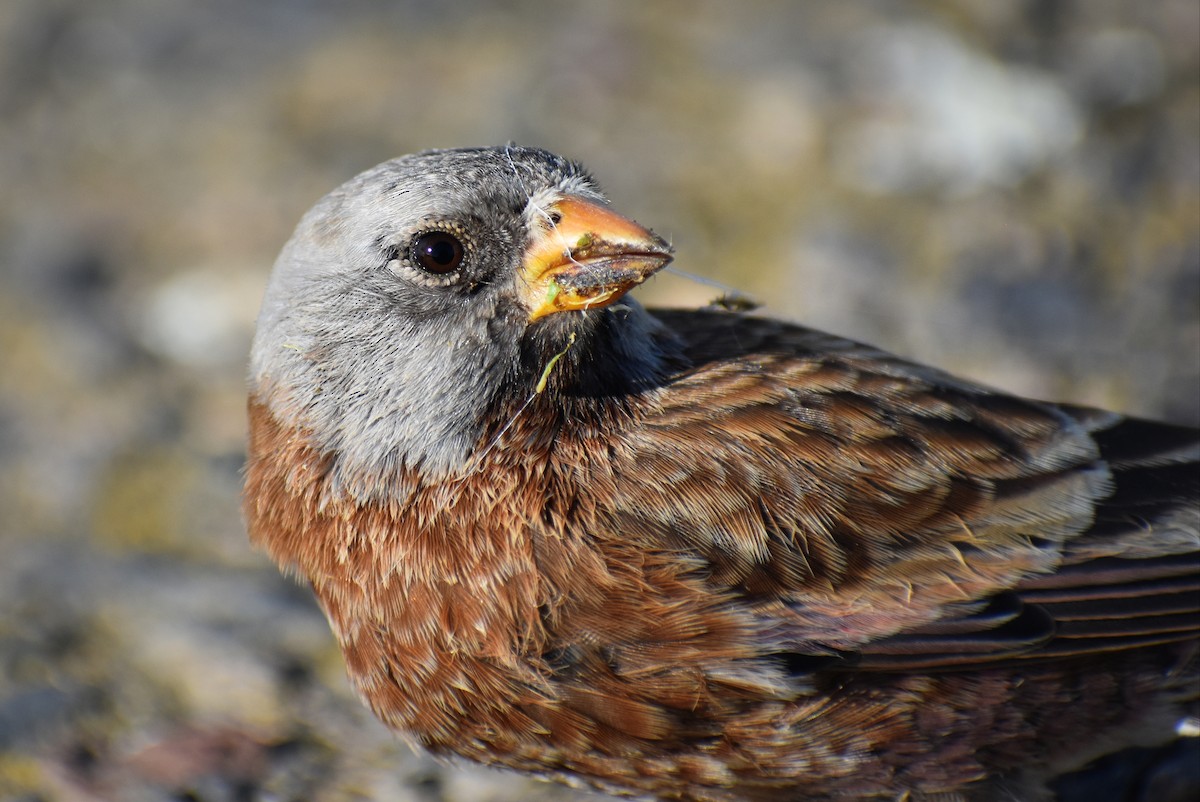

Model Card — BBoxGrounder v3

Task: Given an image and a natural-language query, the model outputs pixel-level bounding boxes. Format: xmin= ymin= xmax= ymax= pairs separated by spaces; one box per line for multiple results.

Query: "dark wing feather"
xmin=616 ymin=311 xmax=1200 ymax=672
xmin=859 ymin=414 xmax=1200 ymax=670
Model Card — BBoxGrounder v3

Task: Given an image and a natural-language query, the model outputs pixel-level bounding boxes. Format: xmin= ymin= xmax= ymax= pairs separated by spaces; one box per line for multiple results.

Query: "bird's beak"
xmin=519 ymin=196 xmax=673 ymax=323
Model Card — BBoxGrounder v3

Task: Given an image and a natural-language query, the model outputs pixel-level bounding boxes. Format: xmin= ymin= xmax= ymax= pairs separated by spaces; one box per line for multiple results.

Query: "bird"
xmin=243 ymin=145 xmax=1199 ymax=801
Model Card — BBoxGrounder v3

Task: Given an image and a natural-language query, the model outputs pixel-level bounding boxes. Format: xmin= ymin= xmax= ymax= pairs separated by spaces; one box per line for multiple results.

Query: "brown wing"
xmin=608 ymin=310 xmax=1200 ymax=671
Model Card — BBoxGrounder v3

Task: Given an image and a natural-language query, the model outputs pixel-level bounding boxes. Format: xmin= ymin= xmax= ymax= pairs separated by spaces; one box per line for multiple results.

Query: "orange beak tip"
xmin=520 ymin=195 xmax=672 ymax=322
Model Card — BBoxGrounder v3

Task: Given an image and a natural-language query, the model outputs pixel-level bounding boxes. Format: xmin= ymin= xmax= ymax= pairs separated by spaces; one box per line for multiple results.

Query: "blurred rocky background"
xmin=0 ymin=1 xmax=1197 ymax=801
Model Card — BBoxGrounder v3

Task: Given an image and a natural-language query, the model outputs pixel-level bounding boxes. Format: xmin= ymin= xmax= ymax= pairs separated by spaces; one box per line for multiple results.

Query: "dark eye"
xmin=411 ymin=231 xmax=465 ymax=274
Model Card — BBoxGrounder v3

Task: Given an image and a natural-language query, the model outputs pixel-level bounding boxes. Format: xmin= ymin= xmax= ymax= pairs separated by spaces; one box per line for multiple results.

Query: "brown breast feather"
xmin=245 ymin=311 xmax=1199 ymax=800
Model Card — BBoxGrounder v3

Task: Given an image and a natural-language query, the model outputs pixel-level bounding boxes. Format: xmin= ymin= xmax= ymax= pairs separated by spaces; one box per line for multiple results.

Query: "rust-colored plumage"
xmin=244 ymin=147 xmax=1199 ymax=801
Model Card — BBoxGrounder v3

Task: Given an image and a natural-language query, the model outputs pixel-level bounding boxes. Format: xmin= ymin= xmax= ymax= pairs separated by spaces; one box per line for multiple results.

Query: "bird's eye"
xmin=411 ymin=231 xmax=465 ymax=274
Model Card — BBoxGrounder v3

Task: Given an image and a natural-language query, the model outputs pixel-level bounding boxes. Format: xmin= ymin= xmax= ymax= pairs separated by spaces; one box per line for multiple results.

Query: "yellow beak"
xmin=519 ymin=196 xmax=673 ymax=323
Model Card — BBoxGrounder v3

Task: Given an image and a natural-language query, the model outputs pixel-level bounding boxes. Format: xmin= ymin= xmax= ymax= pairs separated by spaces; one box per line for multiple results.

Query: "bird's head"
xmin=249 ymin=146 xmax=674 ymax=494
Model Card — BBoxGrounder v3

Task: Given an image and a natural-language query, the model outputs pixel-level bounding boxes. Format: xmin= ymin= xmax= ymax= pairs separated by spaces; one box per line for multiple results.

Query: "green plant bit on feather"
xmin=536 ymin=332 xmax=576 ymax=393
